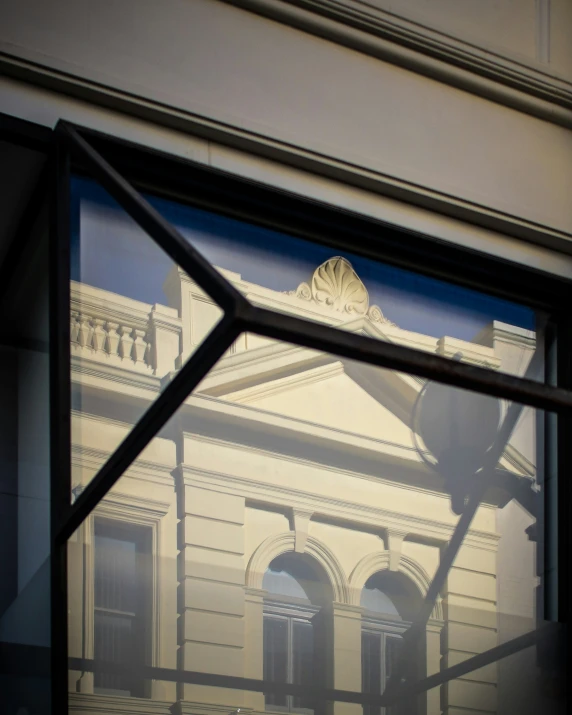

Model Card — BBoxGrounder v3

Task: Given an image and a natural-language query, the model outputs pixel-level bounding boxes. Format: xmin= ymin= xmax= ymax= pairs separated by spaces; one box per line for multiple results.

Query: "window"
xmin=264 ymin=606 xmax=316 ymax=713
xmin=263 ymin=554 xmax=329 ymax=713
xmin=50 ymin=124 xmax=569 ymax=715
xmin=362 ymin=630 xmax=404 ymax=715
xmin=361 ymin=573 xmax=423 ymax=715
xmin=93 ymin=519 xmax=151 ymax=697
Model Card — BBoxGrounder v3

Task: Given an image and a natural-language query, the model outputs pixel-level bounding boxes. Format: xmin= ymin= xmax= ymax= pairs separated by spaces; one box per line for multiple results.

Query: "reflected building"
xmin=68 ymin=255 xmax=539 ymax=715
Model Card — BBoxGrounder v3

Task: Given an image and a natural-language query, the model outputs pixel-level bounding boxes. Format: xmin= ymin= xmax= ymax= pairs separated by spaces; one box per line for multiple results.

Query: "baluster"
xmin=106 ymin=321 xmax=120 ymax=356
xmin=87 ymin=319 xmax=95 ymax=350
xmin=70 ymin=311 xmax=80 ymax=344
xmin=77 ymin=314 xmax=91 ymax=347
xmin=132 ymin=329 xmax=147 ymax=364
xmin=118 ymin=325 xmax=134 ymax=361
xmin=91 ymin=318 xmax=106 ymax=352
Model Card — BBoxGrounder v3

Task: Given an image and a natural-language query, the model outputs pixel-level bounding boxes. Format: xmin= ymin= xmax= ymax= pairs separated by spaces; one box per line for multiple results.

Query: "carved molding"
xmin=313 ymin=256 xmax=369 ymax=314
xmin=245 ymin=531 xmax=351 ymax=603
xmin=2 ymin=56 xmax=572 ymax=255
xmin=224 ymin=0 xmax=572 ymax=114
xmin=290 ymin=507 xmax=314 ymax=553
xmin=384 ymin=528 xmax=408 ymax=571
xmin=182 ymin=462 xmax=500 ymax=551
xmin=348 ymin=550 xmax=443 ymax=620
xmin=289 ymin=256 xmax=396 ymax=325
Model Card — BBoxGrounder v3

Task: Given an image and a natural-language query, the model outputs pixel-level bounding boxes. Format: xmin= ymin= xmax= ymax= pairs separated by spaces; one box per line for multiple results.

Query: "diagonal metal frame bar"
xmin=384 ymin=621 xmax=562 ymax=706
xmin=56 ymin=126 xmax=572 ymax=541
xmin=59 ymin=313 xmax=242 ymax=541
xmin=56 ymin=119 xmax=251 ymax=539
xmin=381 ymin=353 xmax=543 ymax=702
xmin=57 ymin=122 xmax=248 ymax=316
xmin=53 ymin=127 xmax=570 ymax=712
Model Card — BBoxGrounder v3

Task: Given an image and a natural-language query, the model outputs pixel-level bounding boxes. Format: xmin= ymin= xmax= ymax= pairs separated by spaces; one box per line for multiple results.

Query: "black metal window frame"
xmin=40 ymin=118 xmax=572 ymax=715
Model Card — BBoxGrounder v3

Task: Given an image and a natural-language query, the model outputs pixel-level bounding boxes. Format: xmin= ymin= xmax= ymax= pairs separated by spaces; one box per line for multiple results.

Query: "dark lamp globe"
xmin=413 ymin=381 xmax=501 ymax=512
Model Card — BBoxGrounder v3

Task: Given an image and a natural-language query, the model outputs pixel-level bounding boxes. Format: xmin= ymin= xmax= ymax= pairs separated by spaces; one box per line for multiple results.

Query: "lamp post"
xmin=411 ymin=373 xmax=502 ymax=514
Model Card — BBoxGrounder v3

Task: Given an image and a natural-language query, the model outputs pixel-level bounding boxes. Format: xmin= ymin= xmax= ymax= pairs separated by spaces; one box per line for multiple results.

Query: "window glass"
xmin=67 ymin=178 xmax=560 ymax=715
xmin=68 ymin=329 xmax=554 ymax=710
xmin=264 ymin=617 xmax=289 ymax=708
xmin=70 ymin=177 xmax=226 ymax=499
xmin=152 ymin=186 xmax=543 ymax=378
xmin=0 ymin=182 xmax=50 ymax=715
xmin=425 ymin=621 xmax=565 ymax=715
xmin=263 ymin=555 xmax=322 ymax=713
xmin=93 ymin=520 xmax=149 ymax=697
xmin=292 ymin=620 xmax=314 ymax=711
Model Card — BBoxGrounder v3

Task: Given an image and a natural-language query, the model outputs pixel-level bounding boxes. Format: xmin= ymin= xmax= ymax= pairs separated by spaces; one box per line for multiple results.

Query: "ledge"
xmin=226 ymin=0 xmax=572 ymax=114
xmin=2 ymin=51 xmax=572 ymax=255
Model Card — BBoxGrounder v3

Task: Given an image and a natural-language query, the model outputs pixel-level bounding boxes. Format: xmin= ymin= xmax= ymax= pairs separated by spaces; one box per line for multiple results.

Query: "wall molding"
xmin=245 ymin=531 xmax=351 ymax=602
xmin=182 ymin=464 xmax=500 ymax=551
xmin=226 ymin=0 xmax=572 ymax=111
xmin=348 ymin=549 xmax=443 ymax=619
xmin=2 ymin=53 xmax=572 ymax=255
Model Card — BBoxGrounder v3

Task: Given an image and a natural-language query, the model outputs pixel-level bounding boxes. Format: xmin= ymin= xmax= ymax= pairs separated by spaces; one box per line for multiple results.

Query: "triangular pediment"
xmin=196 ymin=339 xmax=533 ymax=483
xmin=197 ymin=341 xmax=421 ymax=453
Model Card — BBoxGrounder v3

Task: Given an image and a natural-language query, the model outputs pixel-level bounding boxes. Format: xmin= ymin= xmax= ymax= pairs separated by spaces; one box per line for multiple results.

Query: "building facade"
xmin=0 ymin=1 xmax=571 ymax=714
xmin=67 ymin=253 xmax=537 ymax=715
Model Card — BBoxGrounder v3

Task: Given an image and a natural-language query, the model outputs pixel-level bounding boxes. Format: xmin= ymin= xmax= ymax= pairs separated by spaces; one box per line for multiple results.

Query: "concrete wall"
xmin=1 ymin=0 xmax=572 ymax=252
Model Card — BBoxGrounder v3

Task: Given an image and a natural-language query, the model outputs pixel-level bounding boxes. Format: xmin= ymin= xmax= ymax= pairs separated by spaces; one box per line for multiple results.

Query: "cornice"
xmin=225 ymin=0 xmax=572 ymax=112
xmin=2 ymin=53 xmax=572 ymax=254
xmin=224 ymin=360 xmax=345 ymax=403
xmin=180 ymin=463 xmax=500 ymax=550
xmin=96 ymin=489 xmax=173 ymax=519
xmin=71 ymin=355 xmax=161 ymax=393
xmin=182 ymin=393 xmax=426 ymax=469
xmin=71 ymin=443 xmax=176 ymax=487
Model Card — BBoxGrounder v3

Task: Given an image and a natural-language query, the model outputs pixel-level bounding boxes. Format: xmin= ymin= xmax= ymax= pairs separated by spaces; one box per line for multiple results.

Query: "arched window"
xmin=263 ymin=553 xmax=330 ymax=713
xmin=361 ymin=572 xmax=424 ymax=715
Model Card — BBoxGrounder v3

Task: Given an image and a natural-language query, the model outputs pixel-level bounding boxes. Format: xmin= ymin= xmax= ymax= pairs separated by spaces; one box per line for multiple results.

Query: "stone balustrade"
xmin=70 ymin=281 xmax=182 ymax=377
xmin=70 ymin=310 xmax=153 ymax=370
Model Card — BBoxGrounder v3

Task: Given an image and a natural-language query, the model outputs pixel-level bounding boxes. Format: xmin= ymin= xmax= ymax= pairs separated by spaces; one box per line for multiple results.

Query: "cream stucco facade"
xmin=1 ymin=2 xmax=569 ymax=713
xmin=67 ymin=256 xmax=537 ymax=715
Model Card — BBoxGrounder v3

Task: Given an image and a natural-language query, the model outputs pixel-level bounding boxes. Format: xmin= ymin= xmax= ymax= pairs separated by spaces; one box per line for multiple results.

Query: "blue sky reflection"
xmin=71 ymin=177 xmax=535 ymax=342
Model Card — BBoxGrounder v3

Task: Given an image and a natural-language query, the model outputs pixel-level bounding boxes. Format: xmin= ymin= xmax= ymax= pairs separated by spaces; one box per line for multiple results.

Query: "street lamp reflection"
xmin=412 ymin=373 xmax=502 ymax=514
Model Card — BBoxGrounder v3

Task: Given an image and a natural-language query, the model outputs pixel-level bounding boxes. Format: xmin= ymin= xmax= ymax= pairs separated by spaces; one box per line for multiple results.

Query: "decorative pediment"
xmin=288 ymin=256 xmax=395 ymax=325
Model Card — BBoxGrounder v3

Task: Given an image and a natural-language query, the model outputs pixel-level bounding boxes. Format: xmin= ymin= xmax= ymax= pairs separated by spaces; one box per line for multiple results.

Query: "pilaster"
xmin=163 ymin=266 xmax=223 ymax=367
xmin=148 ymin=304 xmax=181 ymax=376
xmin=244 ymin=587 xmax=266 ymax=711
xmin=330 ymin=602 xmax=362 ymax=715
xmin=440 ymin=545 xmax=498 ymax=715
xmin=177 ymin=469 xmax=246 ymax=706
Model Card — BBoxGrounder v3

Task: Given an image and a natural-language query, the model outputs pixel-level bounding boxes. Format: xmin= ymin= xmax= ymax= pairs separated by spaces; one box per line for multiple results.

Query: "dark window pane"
xmin=362 ymin=632 xmax=381 ymax=715
xmin=385 ymin=637 xmax=415 ymax=715
xmin=93 ymin=612 xmax=135 ymax=695
xmin=385 ymin=637 xmax=402 ymax=680
xmin=94 ymin=532 xmax=137 ymax=613
xmin=292 ymin=620 xmax=314 ymax=711
xmin=264 ymin=617 xmax=288 ymax=708
xmin=93 ymin=521 xmax=148 ymax=697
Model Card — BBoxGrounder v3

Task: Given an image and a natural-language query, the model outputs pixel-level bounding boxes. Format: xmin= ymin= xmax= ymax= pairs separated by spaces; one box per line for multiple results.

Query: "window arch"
xmin=361 ymin=571 xmax=425 ymax=715
xmin=263 ymin=553 xmax=331 ymax=714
